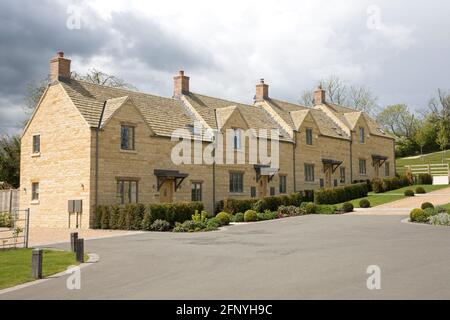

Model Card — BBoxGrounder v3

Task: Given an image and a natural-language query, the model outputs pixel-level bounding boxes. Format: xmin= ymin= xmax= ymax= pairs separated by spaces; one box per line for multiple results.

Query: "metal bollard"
xmin=31 ymin=248 xmax=43 ymax=279
xmin=70 ymin=232 xmax=78 ymax=253
xmin=75 ymin=238 xmax=84 ymax=263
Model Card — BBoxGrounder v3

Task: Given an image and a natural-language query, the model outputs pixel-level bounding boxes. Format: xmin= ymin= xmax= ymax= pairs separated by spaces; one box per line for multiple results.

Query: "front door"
xmin=159 ymin=179 xmax=174 ymax=203
xmin=325 ymin=165 xmax=332 ymax=188
xmin=258 ymin=176 xmax=268 ymax=198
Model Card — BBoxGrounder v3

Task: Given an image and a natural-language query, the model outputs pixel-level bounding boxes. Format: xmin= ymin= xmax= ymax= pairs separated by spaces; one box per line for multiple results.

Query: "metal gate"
xmin=0 ymin=208 xmax=30 ymax=249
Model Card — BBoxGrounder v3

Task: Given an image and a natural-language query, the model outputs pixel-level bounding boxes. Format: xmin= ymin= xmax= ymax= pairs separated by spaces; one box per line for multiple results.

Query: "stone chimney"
xmin=50 ymin=52 xmax=71 ymax=82
xmin=255 ymin=78 xmax=269 ymax=101
xmin=314 ymin=85 xmax=326 ymax=105
xmin=173 ymin=70 xmax=190 ymax=97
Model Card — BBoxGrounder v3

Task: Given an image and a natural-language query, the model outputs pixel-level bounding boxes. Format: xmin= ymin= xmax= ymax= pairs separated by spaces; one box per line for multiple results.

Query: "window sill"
xmin=120 ymin=149 xmax=138 ymax=154
xmin=229 ymin=192 xmax=246 ymax=196
xmin=31 ymin=153 xmax=41 ymax=158
xmin=30 ymin=200 xmax=40 ymax=205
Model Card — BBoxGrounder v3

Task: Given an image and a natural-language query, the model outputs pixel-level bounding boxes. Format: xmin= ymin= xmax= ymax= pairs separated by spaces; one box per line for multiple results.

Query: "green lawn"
xmin=0 ymin=248 xmax=83 ymax=290
xmin=339 ymin=184 xmax=449 ymax=208
xmin=396 ymin=150 xmax=450 ymax=169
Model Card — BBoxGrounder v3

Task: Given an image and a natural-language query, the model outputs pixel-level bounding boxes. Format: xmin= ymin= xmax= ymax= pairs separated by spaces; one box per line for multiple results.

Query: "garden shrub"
xmin=0 ymin=212 xmax=11 ymax=228
xmin=234 ymin=212 xmax=244 ymax=222
xmin=404 ymin=189 xmax=415 ymax=197
xmin=373 ymin=175 xmax=412 ymax=193
xmin=342 ymin=202 xmax=354 ymax=213
xmin=359 ymin=199 xmax=371 ymax=208
xmin=244 ymin=210 xmax=258 ymax=222
xmin=417 ymin=173 xmax=433 ymax=185
xmin=410 ymin=208 xmax=427 ymax=222
xmin=149 ymin=219 xmax=171 ymax=232
xmin=277 ymin=205 xmax=301 ymax=217
xmin=108 ymin=205 xmax=120 ymax=229
xmin=421 ymin=202 xmax=434 ymax=210
xmin=372 ymin=178 xmax=384 ymax=193
xmin=315 ymin=204 xmax=338 ymax=214
xmin=314 ymin=183 xmax=368 ymax=204
xmin=215 ymin=212 xmax=230 ymax=226
xmin=192 ymin=210 xmax=208 ymax=223
xmin=173 ymin=220 xmax=206 ymax=232
xmin=100 ymin=206 xmax=110 ymax=229
xmin=93 ymin=206 xmax=103 ymax=229
xmin=415 ymin=186 xmax=426 ymax=194
xmin=428 ymin=212 xmax=450 ymax=226
xmin=305 ymin=202 xmax=316 ymax=214
xmin=205 ymin=218 xmax=221 ymax=231
xmin=435 ymin=206 xmax=448 ymax=214
xmin=223 ymin=198 xmax=257 ymax=214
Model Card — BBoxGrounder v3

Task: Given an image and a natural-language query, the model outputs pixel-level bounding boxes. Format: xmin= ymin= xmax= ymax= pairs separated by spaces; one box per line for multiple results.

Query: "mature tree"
xmin=299 ymin=75 xmax=379 ymax=116
xmin=414 ymin=120 xmax=436 ymax=157
xmin=376 ymin=104 xmax=418 ymax=139
xmin=0 ymin=135 xmax=20 ymax=188
xmin=436 ymin=121 xmax=449 ymax=163
xmin=428 ymin=89 xmax=450 ymax=123
xmin=24 ymin=69 xmax=135 ymax=115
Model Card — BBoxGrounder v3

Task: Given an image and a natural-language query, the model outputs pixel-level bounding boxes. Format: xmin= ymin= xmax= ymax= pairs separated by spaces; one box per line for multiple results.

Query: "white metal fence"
xmin=0 ymin=189 xmax=20 ymax=213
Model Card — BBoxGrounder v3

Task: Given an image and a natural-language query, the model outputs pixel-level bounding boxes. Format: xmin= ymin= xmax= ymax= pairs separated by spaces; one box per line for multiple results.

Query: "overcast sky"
xmin=1 ymin=0 xmax=449 ymax=135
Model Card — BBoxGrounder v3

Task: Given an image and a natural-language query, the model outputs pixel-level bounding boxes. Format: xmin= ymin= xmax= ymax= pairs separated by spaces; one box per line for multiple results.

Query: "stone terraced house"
xmin=20 ymin=52 xmax=395 ymax=228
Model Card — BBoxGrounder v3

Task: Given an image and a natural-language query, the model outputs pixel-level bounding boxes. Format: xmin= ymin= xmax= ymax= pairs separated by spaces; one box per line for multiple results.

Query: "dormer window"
xmin=121 ymin=125 xmax=135 ymax=150
xmin=233 ymin=128 xmax=242 ymax=150
xmin=32 ymin=135 xmax=40 ymax=154
xmin=359 ymin=127 xmax=365 ymax=143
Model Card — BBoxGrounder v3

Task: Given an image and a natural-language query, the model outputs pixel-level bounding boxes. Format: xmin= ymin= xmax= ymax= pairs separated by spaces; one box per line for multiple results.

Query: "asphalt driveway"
xmin=2 ymin=214 xmax=450 ymax=299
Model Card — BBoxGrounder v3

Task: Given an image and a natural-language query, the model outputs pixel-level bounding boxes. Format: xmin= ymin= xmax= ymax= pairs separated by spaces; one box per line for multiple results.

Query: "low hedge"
xmin=372 ymin=175 xmax=412 ymax=193
xmin=416 ymin=173 xmax=432 ymax=185
xmin=314 ymin=183 xmax=368 ymax=205
xmin=94 ymin=201 xmax=204 ymax=230
xmin=220 ymin=191 xmax=310 ymax=214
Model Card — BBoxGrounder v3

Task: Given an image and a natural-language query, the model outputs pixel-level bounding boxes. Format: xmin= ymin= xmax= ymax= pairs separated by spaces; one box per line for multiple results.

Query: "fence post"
xmin=31 ymin=248 xmax=43 ymax=279
xmin=70 ymin=232 xmax=78 ymax=253
xmin=25 ymin=209 xmax=30 ymax=248
xmin=8 ymin=189 xmax=13 ymax=215
xmin=75 ymin=238 xmax=84 ymax=263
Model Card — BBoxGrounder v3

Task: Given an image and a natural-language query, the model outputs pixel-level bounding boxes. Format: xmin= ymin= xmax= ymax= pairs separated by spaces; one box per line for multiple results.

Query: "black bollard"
xmin=70 ymin=232 xmax=78 ymax=253
xmin=75 ymin=238 xmax=84 ymax=263
xmin=31 ymin=248 xmax=43 ymax=279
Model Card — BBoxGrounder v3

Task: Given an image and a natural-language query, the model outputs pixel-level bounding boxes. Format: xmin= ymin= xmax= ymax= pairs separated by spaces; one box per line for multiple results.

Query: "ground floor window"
xmin=229 ymin=172 xmax=244 ymax=193
xmin=359 ymin=159 xmax=367 ymax=175
xmin=191 ymin=182 xmax=202 ymax=201
xmin=305 ymin=164 xmax=315 ymax=182
xmin=117 ymin=179 xmax=138 ymax=205
xmin=270 ymin=187 xmax=276 ymax=196
xmin=385 ymin=162 xmax=390 ymax=176
xmin=340 ymin=167 xmax=346 ymax=183
xmin=31 ymin=182 xmax=39 ymax=201
xmin=251 ymin=186 xmax=256 ymax=198
xmin=279 ymin=175 xmax=287 ymax=193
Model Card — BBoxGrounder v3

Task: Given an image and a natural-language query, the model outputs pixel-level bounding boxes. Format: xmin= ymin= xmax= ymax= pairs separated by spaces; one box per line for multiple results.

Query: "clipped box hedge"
xmin=372 ymin=175 xmax=412 ymax=193
xmin=314 ymin=183 xmax=369 ymax=205
xmin=94 ymin=201 xmax=204 ymax=230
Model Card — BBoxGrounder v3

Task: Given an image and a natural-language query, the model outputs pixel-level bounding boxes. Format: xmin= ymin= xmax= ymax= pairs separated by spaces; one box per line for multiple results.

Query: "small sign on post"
xmin=75 ymin=238 xmax=84 ymax=263
xmin=32 ymin=248 xmax=43 ymax=279
xmin=70 ymin=232 xmax=78 ymax=253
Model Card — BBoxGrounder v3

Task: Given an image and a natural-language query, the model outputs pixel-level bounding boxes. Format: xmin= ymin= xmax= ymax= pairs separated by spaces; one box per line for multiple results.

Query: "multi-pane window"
xmin=117 ymin=180 xmax=138 ymax=204
xmin=270 ymin=187 xmax=276 ymax=196
xmin=306 ymin=128 xmax=313 ymax=145
xmin=279 ymin=175 xmax=287 ymax=193
xmin=250 ymin=186 xmax=256 ymax=198
xmin=229 ymin=172 xmax=244 ymax=193
xmin=191 ymin=182 xmax=202 ymax=201
xmin=121 ymin=125 xmax=135 ymax=150
xmin=233 ymin=128 xmax=242 ymax=150
xmin=304 ymin=164 xmax=315 ymax=182
xmin=385 ymin=162 xmax=390 ymax=177
xmin=32 ymin=135 xmax=40 ymax=154
xmin=340 ymin=167 xmax=346 ymax=183
xmin=359 ymin=159 xmax=367 ymax=175
xmin=359 ymin=127 xmax=365 ymax=143
xmin=31 ymin=182 xmax=39 ymax=201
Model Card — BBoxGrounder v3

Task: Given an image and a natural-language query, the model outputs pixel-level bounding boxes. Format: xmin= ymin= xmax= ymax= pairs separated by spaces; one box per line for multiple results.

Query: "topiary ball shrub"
xmin=415 ymin=187 xmax=426 ymax=194
xmin=149 ymin=219 xmax=171 ymax=232
xmin=244 ymin=210 xmax=258 ymax=222
xmin=421 ymin=202 xmax=434 ymax=210
xmin=410 ymin=208 xmax=432 ymax=223
xmin=215 ymin=212 xmax=230 ymax=226
xmin=404 ymin=189 xmax=415 ymax=197
xmin=234 ymin=212 xmax=244 ymax=222
xmin=342 ymin=202 xmax=354 ymax=213
xmin=359 ymin=199 xmax=371 ymax=208
xmin=305 ymin=202 xmax=316 ymax=214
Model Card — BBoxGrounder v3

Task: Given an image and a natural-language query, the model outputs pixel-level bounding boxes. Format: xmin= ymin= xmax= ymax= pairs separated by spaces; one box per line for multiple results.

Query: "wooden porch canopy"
xmin=154 ymin=169 xmax=188 ymax=191
xmin=322 ymin=159 xmax=343 ymax=173
xmin=254 ymin=165 xmax=278 ymax=182
xmin=371 ymin=154 xmax=388 ymax=167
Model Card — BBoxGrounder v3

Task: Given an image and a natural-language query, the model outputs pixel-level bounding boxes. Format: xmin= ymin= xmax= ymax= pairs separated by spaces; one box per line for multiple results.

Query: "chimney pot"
xmin=255 ymin=78 xmax=269 ymax=101
xmin=50 ymin=51 xmax=71 ymax=82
